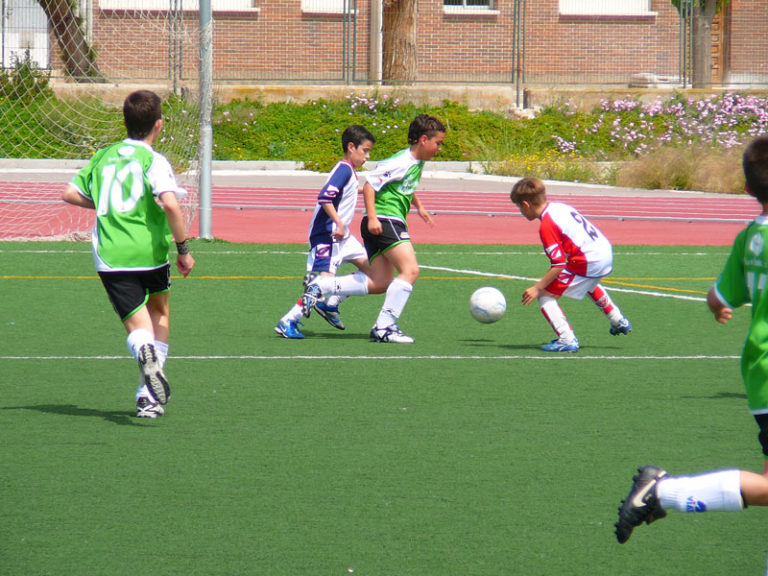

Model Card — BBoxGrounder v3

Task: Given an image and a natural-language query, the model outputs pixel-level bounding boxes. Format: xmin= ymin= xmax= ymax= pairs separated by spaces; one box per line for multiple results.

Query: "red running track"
xmin=196 ymin=186 xmax=757 ymax=245
xmin=1 ymin=181 xmax=757 ymax=245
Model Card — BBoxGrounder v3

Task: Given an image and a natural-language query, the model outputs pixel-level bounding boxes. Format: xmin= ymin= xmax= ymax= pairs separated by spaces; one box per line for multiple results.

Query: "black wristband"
xmin=176 ymin=240 xmax=190 ymax=255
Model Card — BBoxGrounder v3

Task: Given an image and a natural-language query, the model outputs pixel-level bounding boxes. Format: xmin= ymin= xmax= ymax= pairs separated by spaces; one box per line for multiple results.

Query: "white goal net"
xmin=0 ymin=0 xmax=202 ymax=240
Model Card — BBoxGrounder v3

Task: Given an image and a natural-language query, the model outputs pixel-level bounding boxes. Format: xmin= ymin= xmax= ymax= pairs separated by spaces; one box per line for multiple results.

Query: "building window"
xmin=301 ymin=0 xmax=357 ymax=14
xmin=98 ymin=0 xmax=257 ymax=11
xmin=559 ymin=0 xmax=653 ymax=16
xmin=444 ymin=0 xmax=493 ymax=7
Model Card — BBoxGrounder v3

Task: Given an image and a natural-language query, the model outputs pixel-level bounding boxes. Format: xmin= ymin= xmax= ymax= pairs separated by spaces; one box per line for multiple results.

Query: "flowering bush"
xmin=561 ymin=92 xmax=768 ymax=157
xmin=210 ymin=90 xmax=765 ymax=190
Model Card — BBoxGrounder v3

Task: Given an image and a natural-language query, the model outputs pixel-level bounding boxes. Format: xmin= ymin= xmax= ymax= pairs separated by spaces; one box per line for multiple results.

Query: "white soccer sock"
xmin=656 ymin=469 xmax=744 ymax=513
xmin=539 ymin=295 xmax=576 ymax=342
xmin=126 ymin=328 xmax=154 ymax=360
xmin=280 ymin=302 xmax=303 ymax=324
xmin=376 ymin=277 xmax=413 ymax=328
xmin=136 ymin=340 xmax=168 ymax=401
xmin=154 ymin=340 xmax=168 ymax=367
xmin=314 ymin=271 xmax=369 ymax=297
xmin=326 ymin=294 xmax=347 ymax=308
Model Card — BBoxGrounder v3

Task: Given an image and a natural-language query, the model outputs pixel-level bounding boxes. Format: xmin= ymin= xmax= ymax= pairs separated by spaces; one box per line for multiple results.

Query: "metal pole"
xmin=1 ymin=0 xmax=6 ymax=69
xmin=369 ymin=0 xmax=383 ymax=86
xmin=198 ymin=0 xmax=213 ymax=239
xmin=352 ymin=0 xmax=357 ymax=83
xmin=521 ymin=0 xmax=526 ymax=84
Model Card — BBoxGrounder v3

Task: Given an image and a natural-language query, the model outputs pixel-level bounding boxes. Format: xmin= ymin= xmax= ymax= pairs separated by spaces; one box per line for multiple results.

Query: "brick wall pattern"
xmin=47 ymin=0 xmax=768 ymax=85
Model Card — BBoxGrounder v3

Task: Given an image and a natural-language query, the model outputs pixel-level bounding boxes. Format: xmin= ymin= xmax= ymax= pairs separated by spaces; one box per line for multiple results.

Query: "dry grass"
xmin=614 ymin=145 xmax=746 ymax=193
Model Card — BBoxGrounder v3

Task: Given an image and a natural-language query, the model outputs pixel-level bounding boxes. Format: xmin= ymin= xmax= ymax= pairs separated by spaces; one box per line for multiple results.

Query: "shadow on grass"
xmin=682 ymin=391 xmax=748 ymax=401
xmin=2 ymin=404 xmax=146 ymax=426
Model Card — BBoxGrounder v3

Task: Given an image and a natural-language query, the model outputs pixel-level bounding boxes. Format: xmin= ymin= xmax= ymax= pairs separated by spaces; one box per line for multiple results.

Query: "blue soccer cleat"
xmin=314 ymin=301 xmax=346 ymax=330
xmin=610 ymin=318 xmax=633 ymax=336
xmin=540 ymin=337 xmax=580 ymax=353
xmin=274 ymin=319 xmax=305 ymax=339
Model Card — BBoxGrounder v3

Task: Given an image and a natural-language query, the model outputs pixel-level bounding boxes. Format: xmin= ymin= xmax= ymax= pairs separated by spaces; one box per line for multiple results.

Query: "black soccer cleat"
xmin=615 ymin=465 xmax=667 ymax=543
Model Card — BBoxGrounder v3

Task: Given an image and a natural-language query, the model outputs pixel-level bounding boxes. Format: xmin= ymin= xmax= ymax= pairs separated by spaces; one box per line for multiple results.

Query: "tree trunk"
xmin=37 ymin=0 xmax=104 ymax=82
xmin=692 ymin=0 xmax=718 ymax=88
xmin=382 ymin=0 xmax=418 ymax=84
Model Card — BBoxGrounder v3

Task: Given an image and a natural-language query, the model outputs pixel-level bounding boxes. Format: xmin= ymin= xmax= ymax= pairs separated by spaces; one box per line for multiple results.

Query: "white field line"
xmin=420 ymin=265 xmax=708 ymax=302
xmin=0 ymin=354 xmax=740 ymax=361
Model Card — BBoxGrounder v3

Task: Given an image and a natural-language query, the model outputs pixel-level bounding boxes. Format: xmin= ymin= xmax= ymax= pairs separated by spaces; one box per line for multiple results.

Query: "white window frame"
xmin=559 ymin=0 xmax=654 ymax=17
xmin=443 ymin=0 xmax=498 ymax=16
xmin=301 ymin=0 xmax=357 ymax=15
xmin=98 ymin=0 xmax=258 ymax=11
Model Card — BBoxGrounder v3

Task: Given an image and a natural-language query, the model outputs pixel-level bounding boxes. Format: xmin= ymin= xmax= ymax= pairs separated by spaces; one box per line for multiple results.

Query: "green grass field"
xmin=2 ymin=241 xmax=766 ymax=576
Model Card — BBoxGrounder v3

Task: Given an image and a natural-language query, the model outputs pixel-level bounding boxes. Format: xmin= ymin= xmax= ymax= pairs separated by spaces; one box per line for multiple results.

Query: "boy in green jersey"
xmin=615 ymin=136 xmax=768 ymax=545
xmin=62 ymin=90 xmax=195 ymax=418
xmin=302 ymin=114 xmax=445 ymax=343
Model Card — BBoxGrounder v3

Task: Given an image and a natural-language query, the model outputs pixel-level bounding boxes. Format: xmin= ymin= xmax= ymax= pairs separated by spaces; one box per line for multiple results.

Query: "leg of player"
xmin=589 ymin=284 xmax=632 ymax=335
xmin=370 ymin=242 xmax=418 ymax=344
xmin=124 ymin=303 xmax=170 ymax=412
xmin=314 ymin=253 xmax=373 ymax=330
xmin=133 ymin=294 xmax=171 ymax=417
xmin=538 ymin=294 xmax=579 ymax=352
xmin=615 ymin=465 xmax=768 ymax=543
xmin=276 ymin=297 xmax=306 ymax=339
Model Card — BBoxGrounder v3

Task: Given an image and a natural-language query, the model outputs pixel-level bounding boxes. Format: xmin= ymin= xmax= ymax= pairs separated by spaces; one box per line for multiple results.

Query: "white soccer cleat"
xmin=136 ymin=396 xmax=165 ymax=418
xmin=369 ymin=324 xmax=414 ymax=344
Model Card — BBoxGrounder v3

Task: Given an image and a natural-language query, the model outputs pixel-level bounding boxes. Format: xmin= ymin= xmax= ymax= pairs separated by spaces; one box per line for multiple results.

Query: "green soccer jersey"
xmin=365 ymin=148 xmax=424 ymax=222
xmin=715 ymin=216 xmax=768 ymax=414
xmin=70 ymin=139 xmax=181 ymax=271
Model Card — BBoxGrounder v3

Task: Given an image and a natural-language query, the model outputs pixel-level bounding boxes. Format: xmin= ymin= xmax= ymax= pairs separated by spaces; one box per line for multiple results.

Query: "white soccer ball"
xmin=469 ymin=286 xmax=506 ymax=324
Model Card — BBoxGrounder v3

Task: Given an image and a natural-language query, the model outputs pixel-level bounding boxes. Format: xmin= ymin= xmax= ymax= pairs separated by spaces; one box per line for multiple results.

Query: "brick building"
xmin=4 ymin=0 xmax=768 ymax=86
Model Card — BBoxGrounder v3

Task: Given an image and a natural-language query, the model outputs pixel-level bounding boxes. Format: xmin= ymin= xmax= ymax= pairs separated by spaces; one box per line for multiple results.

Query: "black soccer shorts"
xmin=98 ymin=264 xmax=171 ymax=321
xmin=361 ymin=216 xmax=411 ymax=260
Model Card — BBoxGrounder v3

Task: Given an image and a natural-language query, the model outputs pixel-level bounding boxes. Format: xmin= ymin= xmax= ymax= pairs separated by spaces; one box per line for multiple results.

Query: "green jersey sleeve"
xmin=715 ymin=221 xmax=768 ymax=311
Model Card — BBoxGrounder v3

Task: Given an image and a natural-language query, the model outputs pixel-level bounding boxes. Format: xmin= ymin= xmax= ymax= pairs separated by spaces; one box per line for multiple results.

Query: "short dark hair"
xmin=123 ymin=90 xmax=163 ymax=140
xmin=510 ymin=177 xmax=547 ymax=206
xmin=407 ymin=114 xmax=446 ymax=145
xmin=342 ymin=124 xmax=375 ymax=153
xmin=744 ymin=136 xmax=768 ymax=202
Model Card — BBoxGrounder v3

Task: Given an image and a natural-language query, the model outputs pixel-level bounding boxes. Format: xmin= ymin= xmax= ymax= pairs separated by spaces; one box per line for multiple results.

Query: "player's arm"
xmin=412 ymin=193 xmax=434 ymax=226
xmin=522 ymin=266 xmax=561 ymax=305
xmin=321 ymin=202 xmax=345 ymax=241
xmin=158 ymin=190 xmax=195 ymax=277
xmin=61 ymin=184 xmax=95 ymax=209
xmin=363 ymin=181 xmax=382 ymax=235
xmin=707 ymin=286 xmax=733 ymax=324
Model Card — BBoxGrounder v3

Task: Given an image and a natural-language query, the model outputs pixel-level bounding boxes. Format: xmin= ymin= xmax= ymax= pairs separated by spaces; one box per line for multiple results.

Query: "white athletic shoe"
xmin=136 ymin=396 xmax=165 ymax=418
xmin=137 ymin=343 xmax=170 ymax=405
xmin=369 ymin=324 xmax=414 ymax=344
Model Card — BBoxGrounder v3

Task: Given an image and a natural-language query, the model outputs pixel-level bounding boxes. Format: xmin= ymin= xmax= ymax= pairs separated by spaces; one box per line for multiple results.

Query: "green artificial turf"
xmin=2 ymin=241 xmax=766 ymax=576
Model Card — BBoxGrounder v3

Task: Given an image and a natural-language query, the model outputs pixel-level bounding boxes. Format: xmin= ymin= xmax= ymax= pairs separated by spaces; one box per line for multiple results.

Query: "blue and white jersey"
xmin=308 ymin=160 xmax=358 ymax=243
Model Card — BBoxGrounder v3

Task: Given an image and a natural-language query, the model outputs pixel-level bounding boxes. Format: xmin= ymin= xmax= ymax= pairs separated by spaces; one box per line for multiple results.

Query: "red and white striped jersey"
xmin=539 ymin=202 xmax=613 ymax=278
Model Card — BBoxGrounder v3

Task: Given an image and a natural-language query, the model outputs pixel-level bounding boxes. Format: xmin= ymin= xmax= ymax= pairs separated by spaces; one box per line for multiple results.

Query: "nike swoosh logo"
xmin=630 ymin=471 xmax=665 ymax=508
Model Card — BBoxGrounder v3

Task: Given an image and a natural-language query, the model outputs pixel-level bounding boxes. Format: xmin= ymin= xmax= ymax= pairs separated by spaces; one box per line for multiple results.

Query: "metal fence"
xmin=1 ymin=0 xmax=766 ymax=89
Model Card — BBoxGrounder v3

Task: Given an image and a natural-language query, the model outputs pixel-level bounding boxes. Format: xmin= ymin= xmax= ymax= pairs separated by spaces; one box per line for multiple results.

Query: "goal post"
xmin=198 ymin=0 xmax=213 ymax=240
